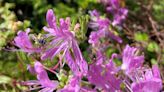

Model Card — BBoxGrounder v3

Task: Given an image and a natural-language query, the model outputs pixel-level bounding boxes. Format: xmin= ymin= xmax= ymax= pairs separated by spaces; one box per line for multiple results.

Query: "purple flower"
xmin=87 ymin=53 xmax=121 ymax=91
xmin=88 ymin=10 xmax=122 ymax=46
xmin=121 ymin=45 xmax=144 ymax=74
xmin=23 ymin=61 xmax=58 ymax=92
xmin=27 ymin=65 xmax=36 ymax=75
xmin=41 ymin=9 xmax=88 ymax=75
xmin=14 ymin=28 xmax=41 ymax=53
xmin=106 ymin=0 xmax=120 ymax=9
xmin=99 ymin=0 xmax=128 ymax=26
xmin=107 ymin=0 xmax=128 ymax=26
xmin=131 ymin=65 xmax=162 ymax=92
xmin=110 ymin=8 xmax=128 ymax=26
xmin=65 ymin=50 xmax=88 ymax=76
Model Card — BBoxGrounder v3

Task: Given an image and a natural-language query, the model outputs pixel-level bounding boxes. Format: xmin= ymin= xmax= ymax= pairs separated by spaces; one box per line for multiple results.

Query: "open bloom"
xmin=41 ymin=9 xmax=88 ymax=75
xmin=107 ymin=0 xmax=128 ymax=26
xmin=88 ymin=52 xmax=121 ymax=91
xmin=23 ymin=61 xmax=58 ymax=92
xmin=121 ymin=45 xmax=144 ymax=75
xmin=131 ymin=65 xmax=162 ymax=92
xmin=99 ymin=0 xmax=128 ymax=26
xmin=89 ymin=10 xmax=122 ymax=47
xmin=14 ymin=28 xmax=41 ymax=53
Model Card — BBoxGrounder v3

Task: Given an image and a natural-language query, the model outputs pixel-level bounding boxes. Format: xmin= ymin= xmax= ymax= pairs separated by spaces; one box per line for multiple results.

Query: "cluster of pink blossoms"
xmin=13 ymin=0 xmax=162 ymax=92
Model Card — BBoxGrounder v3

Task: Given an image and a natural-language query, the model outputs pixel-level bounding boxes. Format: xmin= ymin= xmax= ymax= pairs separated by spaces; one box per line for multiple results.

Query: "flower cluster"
xmin=12 ymin=0 xmax=162 ymax=92
xmin=89 ymin=10 xmax=122 ymax=47
xmin=99 ymin=0 xmax=128 ymax=26
xmin=42 ymin=9 xmax=88 ymax=76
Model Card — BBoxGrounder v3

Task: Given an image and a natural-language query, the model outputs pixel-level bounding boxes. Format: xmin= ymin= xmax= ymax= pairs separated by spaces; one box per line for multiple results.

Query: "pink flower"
xmin=87 ymin=53 xmax=121 ymax=91
xmin=14 ymin=28 xmax=41 ymax=53
xmin=23 ymin=61 xmax=58 ymax=92
xmin=121 ymin=45 xmax=144 ymax=74
xmin=41 ymin=9 xmax=88 ymax=75
xmin=131 ymin=65 xmax=162 ymax=92
xmin=89 ymin=10 xmax=122 ymax=47
xmin=99 ymin=0 xmax=128 ymax=26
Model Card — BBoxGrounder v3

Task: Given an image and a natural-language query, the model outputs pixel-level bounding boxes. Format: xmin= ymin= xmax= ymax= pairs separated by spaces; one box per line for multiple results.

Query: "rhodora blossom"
xmin=99 ymin=0 xmax=128 ymax=26
xmin=121 ymin=45 xmax=144 ymax=75
xmin=89 ymin=10 xmax=122 ymax=47
xmin=14 ymin=28 xmax=41 ymax=53
xmin=88 ymin=52 xmax=121 ymax=91
xmin=107 ymin=0 xmax=128 ymax=26
xmin=11 ymin=2 xmax=163 ymax=91
xmin=23 ymin=61 xmax=58 ymax=92
xmin=41 ymin=9 xmax=88 ymax=75
xmin=131 ymin=65 xmax=162 ymax=92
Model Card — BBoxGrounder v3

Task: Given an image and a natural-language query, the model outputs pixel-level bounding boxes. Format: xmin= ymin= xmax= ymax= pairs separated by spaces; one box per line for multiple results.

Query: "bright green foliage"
xmin=134 ymin=32 xmax=149 ymax=42
xmin=151 ymin=58 xmax=158 ymax=65
xmin=0 ymin=2 xmax=30 ymax=49
xmin=147 ymin=42 xmax=159 ymax=52
xmin=75 ymin=15 xmax=90 ymax=42
xmin=76 ymin=0 xmax=97 ymax=9
xmin=0 ymin=75 xmax=11 ymax=84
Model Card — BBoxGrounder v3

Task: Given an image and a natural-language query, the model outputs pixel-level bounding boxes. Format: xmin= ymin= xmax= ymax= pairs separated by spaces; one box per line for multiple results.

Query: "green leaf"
xmin=113 ymin=59 xmax=122 ymax=66
xmin=16 ymin=51 xmax=30 ymax=64
xmin=134 ymin=32 xmax=149 ymax=42
xmin=151 ymin=58 xmax=157 ymax=65
xmin=0 ymin=75 xmax=12 ymax=84
xmin=105 ymin=48 xmax=116 ymax=57
xmin=147 ymin=42 xmax=159 ymax=52
xmin=75 ymin=15 xmax=90 ymax=42
xmin=153 ymin=0 xmax=164 ymax=23
xmin=23 ymin=20 xmax=31 ymax=29
xmin=76 ymin=0 xmax=97 ymax=9
xmin=0 ymin=37 xmax=6 ymax=48
xmin=83 ymin=51 xmax=91 ymax=63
